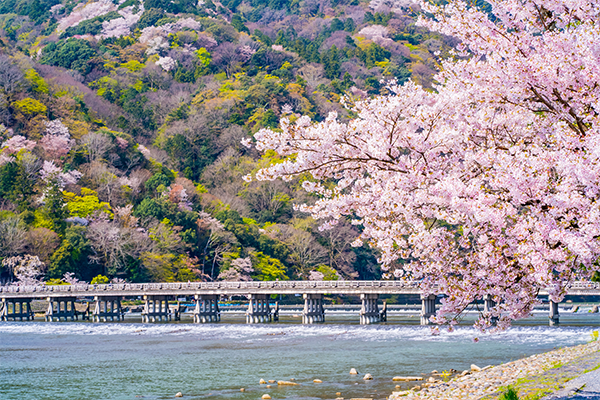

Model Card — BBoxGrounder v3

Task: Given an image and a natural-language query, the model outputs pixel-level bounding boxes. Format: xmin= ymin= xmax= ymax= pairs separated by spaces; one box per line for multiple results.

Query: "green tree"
xmin=137 ymin=8 xmax=163 ymax=29
xmin=12 ymin=98 xmax=47 ymax=116
xmin=40 ymin=38 xmax=96 ymax=75
xmin=48 ymin=226 xmax=96 ymax=281
xmin=64 ymin=188 xmax=113 ymax=218
xmin=231 ymin=14 xmax=249 ymax=33
xmin=250 ymin=251 xmax=289 ymax=281
xmin=24 ymin=69 xmax=49 ymax=94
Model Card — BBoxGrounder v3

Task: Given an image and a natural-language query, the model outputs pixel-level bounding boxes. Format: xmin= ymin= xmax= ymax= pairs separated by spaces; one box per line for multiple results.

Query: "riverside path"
xmin=1 ymin=280 xmax=600 ymax=326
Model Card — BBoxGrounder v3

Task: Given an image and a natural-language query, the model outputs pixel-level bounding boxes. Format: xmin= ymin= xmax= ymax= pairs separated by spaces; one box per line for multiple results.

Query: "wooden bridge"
xmin=1 ymin=280 xmax=599 ymax=326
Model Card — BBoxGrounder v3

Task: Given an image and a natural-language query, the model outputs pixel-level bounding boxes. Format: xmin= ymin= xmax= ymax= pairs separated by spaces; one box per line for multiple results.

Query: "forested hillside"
xmin=0 ymin=0 xmax=452 ymax=285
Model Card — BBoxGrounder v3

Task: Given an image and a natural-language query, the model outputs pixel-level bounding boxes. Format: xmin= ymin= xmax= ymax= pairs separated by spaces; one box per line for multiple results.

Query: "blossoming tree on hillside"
xmin=247 ymin=0 xmax=600 ymax=330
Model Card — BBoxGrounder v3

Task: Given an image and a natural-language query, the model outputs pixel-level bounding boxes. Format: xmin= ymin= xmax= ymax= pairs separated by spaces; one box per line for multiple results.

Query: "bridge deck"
xmin=1 ymin=281 xmax=600 ymax=299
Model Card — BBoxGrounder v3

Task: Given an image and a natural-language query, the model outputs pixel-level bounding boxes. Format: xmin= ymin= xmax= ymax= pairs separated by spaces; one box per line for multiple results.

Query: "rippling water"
xmin=1 ymin=312 xmax=598 ymax=400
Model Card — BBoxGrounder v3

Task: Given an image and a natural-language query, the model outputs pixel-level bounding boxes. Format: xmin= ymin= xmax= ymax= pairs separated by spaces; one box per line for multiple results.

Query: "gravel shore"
xmin=389 ymin=339 xmax=600 ymax=400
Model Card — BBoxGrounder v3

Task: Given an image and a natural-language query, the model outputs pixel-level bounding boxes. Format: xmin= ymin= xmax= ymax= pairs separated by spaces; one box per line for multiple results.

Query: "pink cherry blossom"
xmin=156 ymin=56 xmax=176 ymax=72
xmin=1 ymin=135 xmax=36 ymax=154
xmin=41 ymin=120 xmax=74 ymax=159
xmin=248 ymin=0 xmax=600 ymax=331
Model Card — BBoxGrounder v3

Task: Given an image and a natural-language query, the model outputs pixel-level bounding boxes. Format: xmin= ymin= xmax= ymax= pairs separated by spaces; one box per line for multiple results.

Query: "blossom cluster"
xmin=39 ymin=160 xmax=82 ymax=189
xmin=1 ymin=135 xmax=36 ymax=154
xmin=100 ymin=4 xmax=145 ymax=39
xmin=139 ymin=18 xmax=202 ymax=55
xmin=56 ymin=0 xmax=117 ymax=33
xmin=249 ymin=0 xmax=600 ymax=330
xmin=156 ymin=56 xmax=177 ymax=71
xmin=40 ymin=119 xmax=74 ymax=160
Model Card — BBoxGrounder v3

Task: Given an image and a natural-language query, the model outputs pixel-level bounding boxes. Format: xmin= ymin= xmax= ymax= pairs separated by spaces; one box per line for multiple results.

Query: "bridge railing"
xmin=1 ymin=280 xmax=599 ymax=296
xmin=0 ymin=280 xmax=423 ymax=295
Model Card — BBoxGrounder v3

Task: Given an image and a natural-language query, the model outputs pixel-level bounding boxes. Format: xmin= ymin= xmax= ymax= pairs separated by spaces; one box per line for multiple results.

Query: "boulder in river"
xmin=471 ymin=364 xmax=482 ymax=372
xmin=175 ymin=393 xmax=183 ymax=398
xmin=393 ymin=376 xmax=423 ymax=381
xmin=363 ymin=373 xmax=373 ymax=380
xmin=313 ymin=379 xmax=323 ymax=383
xmin=260 ymin=379 xmax=267 ymax=384
xmin=262 ymin=395 xmax=271 ymax=400
xmin=277 ymin=381 xmax=299 ymax=386
xmin=350 ymin=368 xmax=358 ymax=375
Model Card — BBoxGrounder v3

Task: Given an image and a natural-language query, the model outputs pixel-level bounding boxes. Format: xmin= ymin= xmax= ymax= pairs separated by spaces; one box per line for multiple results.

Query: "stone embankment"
xmin=390 ymin=340 xmax=600 ymax=400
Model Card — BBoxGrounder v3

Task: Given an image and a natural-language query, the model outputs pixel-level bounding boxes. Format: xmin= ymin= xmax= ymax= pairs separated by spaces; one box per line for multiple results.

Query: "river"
xmin=1 ymin=309 xmax=598 ymax=400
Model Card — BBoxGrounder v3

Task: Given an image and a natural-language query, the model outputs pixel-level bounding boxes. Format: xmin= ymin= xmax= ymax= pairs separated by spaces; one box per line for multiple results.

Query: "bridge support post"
xmin=380 ymin=301 xmax=387 ymax=322
xmin=45 ymin=297 xmax=77 ymax=322
xmin=1 ymin=298 xmax=35 ymax=321
xmin=142 ymin=295 xmax=171 ymax=323
xmin=484 ymin=295 xmax=498 ymax=326
xmin=302 ymin=294 xmax=325 ymax=324
xmin=549 ymin=301 xmax=560 ymax=326
xmin=360 ymin=293 xmax=381 ymax=324
xmin=93 ymin=296 xmax=123 ymax=322
xmin=246 ymin=294 xmax=271 ymax=323
xmin=193 ymin=295 xmax=220 ymax=323
xmin=273 ymin=301 xmax=279 ymax=322
xmin=420 ymin=294 xmax=436 ymax=325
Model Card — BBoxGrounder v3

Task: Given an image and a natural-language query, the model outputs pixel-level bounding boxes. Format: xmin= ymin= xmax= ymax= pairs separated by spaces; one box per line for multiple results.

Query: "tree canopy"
xmin=249 ymin=0 xmax=600 ymax=330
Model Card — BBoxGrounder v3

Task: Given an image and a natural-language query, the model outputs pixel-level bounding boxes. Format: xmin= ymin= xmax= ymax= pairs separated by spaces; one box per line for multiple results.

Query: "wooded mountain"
xmin=0 ymin=0 xmax=450 ymax=285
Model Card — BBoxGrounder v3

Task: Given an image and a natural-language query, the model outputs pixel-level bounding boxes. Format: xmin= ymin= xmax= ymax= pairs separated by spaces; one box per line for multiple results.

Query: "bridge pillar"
xmin=302 ymin=294 xmax=325 ymax=324
xmin=142 ymin=295 xmax=171 ymax=323
xmin=380 ymin=301 xmax=387 ymax=322
xmin=549 ymin=301 xmax=560 ymax=326
xmin=360 ymin=293 xmax=381 ymax=325
xmin=484 ymin=295 xmax=498 ymax=326
xmin=45 ymin=297 xmax=77 ymax=322
xmin=246 ymin=294 xmax=271 ymax=323
xmin=273 ymin=301 xmax=279 ymax=322
xmin=193 ymin=295 xmax=220 ymax=323
xmin=420 ymin=294 xmax=436 ymax=325
xmin=1 ymin=298 xmax=35 ymax=321
xmin=93 ymin=296 xmax=124 ymax=322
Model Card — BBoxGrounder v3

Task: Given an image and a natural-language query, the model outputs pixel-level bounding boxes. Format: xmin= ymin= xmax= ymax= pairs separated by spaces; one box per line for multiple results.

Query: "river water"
xmin=1 ymin=310 xmax=599 ymax=400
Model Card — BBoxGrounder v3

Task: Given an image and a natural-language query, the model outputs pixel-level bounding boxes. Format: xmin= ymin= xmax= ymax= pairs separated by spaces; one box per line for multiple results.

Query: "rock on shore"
xmin=389 ymin=341 xmax=600 ymax=400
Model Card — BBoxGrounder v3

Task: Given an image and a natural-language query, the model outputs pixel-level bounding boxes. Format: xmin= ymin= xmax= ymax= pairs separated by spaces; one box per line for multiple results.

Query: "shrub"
xmin=499 ymin=386 xmax=519 ymax=400
xmin=91 ymin=274 xmax=109 ymax=284
xmin=45 ymin=278 xmax=68 ymax=285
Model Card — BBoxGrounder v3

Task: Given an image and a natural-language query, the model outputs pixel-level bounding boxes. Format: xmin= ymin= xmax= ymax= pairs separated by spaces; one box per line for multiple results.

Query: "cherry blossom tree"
xmin=1 ymin=135 xmax=36 ymax=154
xmin=39 ymin=160 xmax=82 ymax=189
xmin=156 ymin=56 xmax=177 ymax=72
xmin=100 ymin=5 xmax=144 ymax=39
xmin=248 ymin=0 xmax=600 ymax=330
xmin=40 ymin=120 xmax=74 ymax=160
xmin=218 ymin=257 xmax=254 ymax=281
xmin=2 ymin=255 xmax=45 ymax=286
xmin=63 ymin=272 xmax=81 ymax=285
xmin=56 ymin=0 xmax=117 ymax=33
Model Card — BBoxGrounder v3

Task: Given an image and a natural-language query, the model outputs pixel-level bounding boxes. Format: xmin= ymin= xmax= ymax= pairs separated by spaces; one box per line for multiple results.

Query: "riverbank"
xmin=390 ymin=336 xmax=600 ymax=400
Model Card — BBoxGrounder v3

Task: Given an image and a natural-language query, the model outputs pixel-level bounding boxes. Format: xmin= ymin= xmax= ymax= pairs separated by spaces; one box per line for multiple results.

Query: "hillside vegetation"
xmin=0 ymin=0 xmax=450 ymax=284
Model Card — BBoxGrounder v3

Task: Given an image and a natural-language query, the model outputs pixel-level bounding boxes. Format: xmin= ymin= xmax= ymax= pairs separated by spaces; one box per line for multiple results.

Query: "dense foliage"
xmin=0 ymin=0 xmax=447 ymax=285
